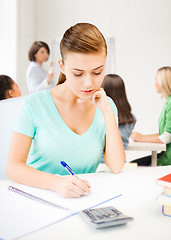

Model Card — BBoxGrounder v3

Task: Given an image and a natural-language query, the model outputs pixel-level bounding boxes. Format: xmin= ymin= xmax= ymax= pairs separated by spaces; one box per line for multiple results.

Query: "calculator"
xmin=79 ymin=206 xmax=133 ymax=228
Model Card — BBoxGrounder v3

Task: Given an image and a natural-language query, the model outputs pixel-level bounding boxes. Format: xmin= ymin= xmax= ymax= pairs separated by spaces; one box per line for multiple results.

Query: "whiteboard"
xmin=51 ymin=37 xmax=115 ymax=82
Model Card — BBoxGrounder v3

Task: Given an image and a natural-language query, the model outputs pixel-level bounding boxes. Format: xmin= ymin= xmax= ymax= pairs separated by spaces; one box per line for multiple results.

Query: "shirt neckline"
xmin=47 ymin=89 xmax=97 ymax=137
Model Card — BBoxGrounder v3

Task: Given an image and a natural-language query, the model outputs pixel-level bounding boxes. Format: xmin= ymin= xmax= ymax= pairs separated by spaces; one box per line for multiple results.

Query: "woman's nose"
xmin=83 ymin=75 xmax=93 ymax=88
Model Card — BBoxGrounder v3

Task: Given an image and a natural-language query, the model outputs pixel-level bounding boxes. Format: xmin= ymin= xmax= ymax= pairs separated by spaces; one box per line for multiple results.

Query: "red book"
xmin=157 ymin=173 xmax=171 ymax=188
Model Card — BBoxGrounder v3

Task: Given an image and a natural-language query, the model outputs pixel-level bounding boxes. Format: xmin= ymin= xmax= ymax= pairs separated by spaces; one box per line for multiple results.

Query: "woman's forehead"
xmin=63 ymin=51 xmax=106 ymax=70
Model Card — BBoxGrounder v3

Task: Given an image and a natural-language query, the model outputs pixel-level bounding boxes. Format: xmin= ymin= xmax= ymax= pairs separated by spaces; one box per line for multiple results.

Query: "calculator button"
xmin=111 ymin=209 xmax=121 ymax=215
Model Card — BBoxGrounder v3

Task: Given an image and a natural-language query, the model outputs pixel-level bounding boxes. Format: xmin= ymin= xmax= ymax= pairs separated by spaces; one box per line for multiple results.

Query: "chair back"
xmin=0 ymin=97 xmax=24 ymax=179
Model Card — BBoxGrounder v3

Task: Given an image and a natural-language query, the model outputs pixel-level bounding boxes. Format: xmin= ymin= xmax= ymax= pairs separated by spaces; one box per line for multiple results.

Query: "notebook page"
xmin=0 ymin=173 xmax=121 ymax=240
xmin=0 ymin=189 xmax=72 ymax=240
xmin=17 ymin=172 xmax=121 ymax=212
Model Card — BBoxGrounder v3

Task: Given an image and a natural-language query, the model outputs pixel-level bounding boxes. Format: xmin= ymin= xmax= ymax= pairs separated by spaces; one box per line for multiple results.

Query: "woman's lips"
xmin=81 ymin=90 xmax=94 ymax=94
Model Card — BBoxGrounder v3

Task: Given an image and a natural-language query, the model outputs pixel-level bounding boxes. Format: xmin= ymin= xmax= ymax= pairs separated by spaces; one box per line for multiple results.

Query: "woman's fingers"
xmin=57 ymin=176 xmax=91 ymax=198
xmin=72 ymin=177 xmax=91 ymax=194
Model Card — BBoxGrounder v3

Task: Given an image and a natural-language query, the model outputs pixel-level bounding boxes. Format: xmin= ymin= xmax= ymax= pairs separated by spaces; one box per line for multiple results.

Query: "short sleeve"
xmin=12 ymin=99 xmax=36 ymax=138
xmin=107 ymin=97 xmax=118 ymax=126
xmin=164 ymin=103 xmax=171 ymax=133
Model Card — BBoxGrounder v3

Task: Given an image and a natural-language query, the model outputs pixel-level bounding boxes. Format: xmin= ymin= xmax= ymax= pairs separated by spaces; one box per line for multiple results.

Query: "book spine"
xmin=164 ymin=187 xmax=171 ymax=196
xmin=162 ymin=205 xmax=171 ymax=217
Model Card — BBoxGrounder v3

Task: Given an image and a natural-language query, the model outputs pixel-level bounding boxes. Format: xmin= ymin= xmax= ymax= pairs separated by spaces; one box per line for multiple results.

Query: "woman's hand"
xmin=47 ymin=72 xmax=54 ymax=84
xmin=91 ymin=88 xmax=112 ymax=114
xmin=131 ymin=132 xmax=161 ymax=143
xmin=131 ymin=132 xmax=144 ymax=142
xmin=55 ymin=175 xmax=91 ymax=198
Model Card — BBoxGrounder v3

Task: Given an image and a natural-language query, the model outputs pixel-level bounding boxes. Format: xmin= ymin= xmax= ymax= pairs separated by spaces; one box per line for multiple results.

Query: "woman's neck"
xmin=36 ymin=61 xmax=42 ymax=67
xmin=53 ymin=82 xmax=80 ymax=103
xmin=163 ymin=93 xmax=168 ymax=100
xmin=51 ymin=82 xmax=93 ymax=106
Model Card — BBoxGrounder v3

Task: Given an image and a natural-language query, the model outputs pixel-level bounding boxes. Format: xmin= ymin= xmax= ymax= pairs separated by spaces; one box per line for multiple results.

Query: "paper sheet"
xmin=0 ymin=173 xmax=121 ymax=240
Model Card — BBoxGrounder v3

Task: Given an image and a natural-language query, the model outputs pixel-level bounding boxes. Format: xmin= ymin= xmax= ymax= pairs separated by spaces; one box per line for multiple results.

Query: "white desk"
xmin=126 ymin=140 xmax=166 ymax=166
xmin=0 ymin=165 xmax=171 ymax=240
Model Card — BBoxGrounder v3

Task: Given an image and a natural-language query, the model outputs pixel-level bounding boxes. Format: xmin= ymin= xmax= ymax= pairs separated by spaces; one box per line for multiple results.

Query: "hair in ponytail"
xmin=57 ymin=22 xmax=107 ymax=85
xmin=57 ymin=72 xmax=66 ymax=85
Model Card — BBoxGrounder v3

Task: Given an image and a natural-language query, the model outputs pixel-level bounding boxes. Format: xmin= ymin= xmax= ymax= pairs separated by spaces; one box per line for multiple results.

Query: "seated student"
xmin=102 ymin=74 xmax=136 ymax=149
xmin=0 ymin=75 xmax=21 ymax=100
xmin=7 ymin=23 xmax=125 ymax=198
xmin=26 ymin=41 xmax=55 ymax=93
xmin=131 ymin=66 xmax=171 ymax=166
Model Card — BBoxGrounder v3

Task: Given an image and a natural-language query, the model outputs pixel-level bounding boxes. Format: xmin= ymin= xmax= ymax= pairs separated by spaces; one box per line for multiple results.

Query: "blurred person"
xmin=0 ymin=75 xmax=21 ymax=100
xmin=26 ymin=41 xmax=55 ymax=93
xmin=102 ymin=74 xmax=136 ymax=149
xmin=131 ymin=66 xmax=171 ymax=166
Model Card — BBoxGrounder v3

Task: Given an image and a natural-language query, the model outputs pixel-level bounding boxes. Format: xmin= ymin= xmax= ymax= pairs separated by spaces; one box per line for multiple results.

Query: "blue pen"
xmin=60 ymin=161 xmax=90 ymax=194
xmin=60 ymin=161 xmax=76 ymax=176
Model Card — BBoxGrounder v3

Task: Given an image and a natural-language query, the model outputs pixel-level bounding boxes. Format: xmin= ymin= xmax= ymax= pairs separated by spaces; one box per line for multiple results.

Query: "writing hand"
xmin=55 ymin=176 xmax=91 ymax=198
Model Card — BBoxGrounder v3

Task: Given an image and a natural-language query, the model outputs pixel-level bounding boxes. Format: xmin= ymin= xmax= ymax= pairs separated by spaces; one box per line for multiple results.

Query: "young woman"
xmin=102 ymin=74 xmax=136 ymax=149
xmin=131 ymin=66 xmax=171 ymax=166
xmin=0 ymin=75 xmax=21 ymax=100
xmin=26 ymin=41 xmax=55 ymax=93
xmin=7 ymin=23 xmax=125 ymax=198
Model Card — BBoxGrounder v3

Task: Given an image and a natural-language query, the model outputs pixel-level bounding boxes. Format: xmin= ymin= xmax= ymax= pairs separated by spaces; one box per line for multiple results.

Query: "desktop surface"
xmin=1 ymin=165 xmax=171 ymax=240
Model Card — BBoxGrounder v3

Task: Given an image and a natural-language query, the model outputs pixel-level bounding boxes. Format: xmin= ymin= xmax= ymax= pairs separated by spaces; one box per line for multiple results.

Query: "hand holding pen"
xmin=58 ymin=161 xmax=91 ymax=198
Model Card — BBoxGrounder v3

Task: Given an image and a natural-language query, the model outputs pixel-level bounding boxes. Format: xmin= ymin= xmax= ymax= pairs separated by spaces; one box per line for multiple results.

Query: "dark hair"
xmin=0 ymin=75 xmax=14 ymax=100
xmin=28 ymin=41 xmax=50 ymax=61
xmin=102 ymin=74 xmax=135 ymax=125
xmin=57 ymin=23 xmax=107 ymax=85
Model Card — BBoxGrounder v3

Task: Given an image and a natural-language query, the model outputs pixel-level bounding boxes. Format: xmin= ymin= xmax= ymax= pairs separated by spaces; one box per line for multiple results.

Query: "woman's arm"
xmin=7 ymin=132 xmax=90 ymax=198
xmin=92 ymin=89 xmax=125 ymax=173
xmin=131 ymin=132 xmax=162 ymax=143
xmin=27 ymin=65 xmax=54 ymax=93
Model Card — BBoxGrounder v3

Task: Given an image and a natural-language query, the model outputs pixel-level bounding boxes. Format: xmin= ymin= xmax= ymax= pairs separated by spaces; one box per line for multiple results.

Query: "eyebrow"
xmin=71 ymin=65 xmax=104 ymax=71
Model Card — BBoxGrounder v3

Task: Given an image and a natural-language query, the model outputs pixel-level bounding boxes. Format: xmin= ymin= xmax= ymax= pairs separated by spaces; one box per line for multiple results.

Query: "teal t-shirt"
xmin=13 ymin=90 xmax=118 ymax=175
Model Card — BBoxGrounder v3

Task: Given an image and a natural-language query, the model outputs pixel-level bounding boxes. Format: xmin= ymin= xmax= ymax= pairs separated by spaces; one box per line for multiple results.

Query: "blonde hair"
xmin=57 ymin=23 xmax=107 ymax=85
xmin=157 ymin=66 xmax=171 ymax=96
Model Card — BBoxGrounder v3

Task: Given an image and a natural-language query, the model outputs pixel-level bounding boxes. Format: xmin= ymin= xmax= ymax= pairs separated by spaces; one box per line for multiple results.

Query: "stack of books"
xmin=156 ymin=173 xmax=171 ymax=217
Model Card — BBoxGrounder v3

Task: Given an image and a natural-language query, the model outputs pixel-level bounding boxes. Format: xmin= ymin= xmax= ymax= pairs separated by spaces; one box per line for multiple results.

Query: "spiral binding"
xmin=8 ymin=186 xmax=69 ymax=211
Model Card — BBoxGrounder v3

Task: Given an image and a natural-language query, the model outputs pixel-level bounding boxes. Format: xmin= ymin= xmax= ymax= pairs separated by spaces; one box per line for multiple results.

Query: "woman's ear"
xmin=58 ymin=59 xmax=65 ymax=74
xmin=6 ymin=89 xmax=13 ymax=99
xmin=8 ymin=89 xmax=14 ymax=98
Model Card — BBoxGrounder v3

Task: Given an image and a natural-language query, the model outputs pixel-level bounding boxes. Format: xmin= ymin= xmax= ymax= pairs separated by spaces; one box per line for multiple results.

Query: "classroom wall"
xmin=112 ymin=0 xmax=171 ymax=133
xmin=0 ymin=0 xmax=17 ymax=79
xmin=1 ymin=0 xmax=171 ymax=134
xmin=16 ymin=0 xmax=37 ymax=95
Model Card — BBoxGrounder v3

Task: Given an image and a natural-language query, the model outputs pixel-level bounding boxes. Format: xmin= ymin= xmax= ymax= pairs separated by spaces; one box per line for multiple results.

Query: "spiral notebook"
xmin=0 ymin=174 xmax=121 ymax=240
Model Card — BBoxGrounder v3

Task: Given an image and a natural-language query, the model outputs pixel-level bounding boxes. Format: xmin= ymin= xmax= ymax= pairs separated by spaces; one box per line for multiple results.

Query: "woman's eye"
xmin=74 ymin=73 xmax=82 ymax=77
xmin=94 ymin=71 xmax=101 ymax=75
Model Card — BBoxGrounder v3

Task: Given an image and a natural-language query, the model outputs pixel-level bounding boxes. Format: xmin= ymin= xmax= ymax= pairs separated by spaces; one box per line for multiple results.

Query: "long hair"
xmin=57 ymin=23 xmax=107 ymax=85
xmin=157 ymin=66 xmax=171 ymax=97
xmin=102 ymin=74 xmax=135 ymax=125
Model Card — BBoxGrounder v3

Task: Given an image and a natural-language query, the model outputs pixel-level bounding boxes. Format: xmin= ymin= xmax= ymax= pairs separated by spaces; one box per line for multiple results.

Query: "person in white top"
xmin=26 ymin=41 xmax=55 ymax=93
